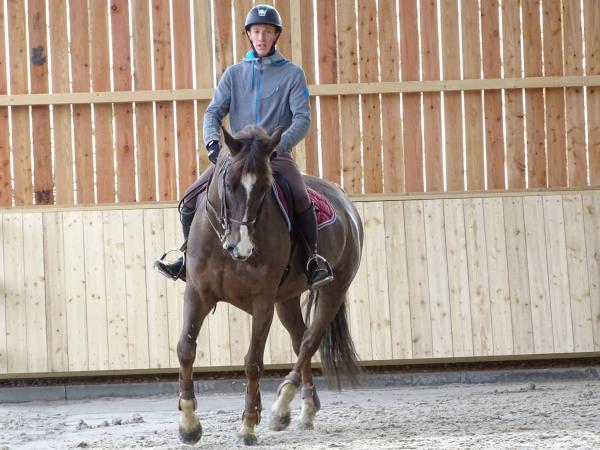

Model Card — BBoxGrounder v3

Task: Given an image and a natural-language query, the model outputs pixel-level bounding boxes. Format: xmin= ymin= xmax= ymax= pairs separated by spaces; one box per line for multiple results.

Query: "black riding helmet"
xmin=244 ymin=4 xmax=282 ymax=31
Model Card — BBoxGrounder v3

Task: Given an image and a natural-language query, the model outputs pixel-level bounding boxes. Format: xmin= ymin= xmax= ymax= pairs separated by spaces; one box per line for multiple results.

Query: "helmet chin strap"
xmin=247 ymin=31 xmax=281 ymax=57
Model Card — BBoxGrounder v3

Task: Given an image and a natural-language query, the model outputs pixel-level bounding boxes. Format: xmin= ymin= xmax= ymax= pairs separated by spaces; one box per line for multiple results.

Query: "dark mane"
xmin=228 ymin=126 xmax=273 ymax=185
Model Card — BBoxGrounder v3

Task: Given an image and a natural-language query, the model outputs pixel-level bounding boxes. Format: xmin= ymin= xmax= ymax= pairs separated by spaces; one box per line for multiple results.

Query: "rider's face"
xmin=247 ymin=24 xmax=279 ymax=57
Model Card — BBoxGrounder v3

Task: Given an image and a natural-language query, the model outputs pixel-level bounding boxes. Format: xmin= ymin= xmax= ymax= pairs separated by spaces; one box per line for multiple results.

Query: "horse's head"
xmin=214 ymin=125 xmax=283 ymax=261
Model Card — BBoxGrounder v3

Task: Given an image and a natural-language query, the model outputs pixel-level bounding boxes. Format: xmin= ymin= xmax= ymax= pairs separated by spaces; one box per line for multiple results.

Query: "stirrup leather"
xmin=154 ymin=248 xmax=186 ymax=281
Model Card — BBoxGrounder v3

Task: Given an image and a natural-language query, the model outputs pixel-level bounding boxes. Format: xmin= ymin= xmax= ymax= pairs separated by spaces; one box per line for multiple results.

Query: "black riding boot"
xmin=154 ymin=204 xmax=195 ymax=282
xmin=297 ymin=204 xmax=334 ymax=289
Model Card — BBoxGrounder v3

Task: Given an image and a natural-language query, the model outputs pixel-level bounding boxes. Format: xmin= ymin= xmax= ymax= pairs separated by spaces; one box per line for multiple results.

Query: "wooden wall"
xmin=1 ymin=0 xmax=600 ymax=208
xmin=1 ymin=190 xmax=599 ymax=377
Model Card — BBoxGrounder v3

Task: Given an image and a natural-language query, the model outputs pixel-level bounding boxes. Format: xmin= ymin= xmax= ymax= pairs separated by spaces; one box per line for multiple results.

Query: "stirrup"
xmin=154 ymin=248 xmax=186 ymax=281
xmin=306 ymin=254 xmax=333 ymax=289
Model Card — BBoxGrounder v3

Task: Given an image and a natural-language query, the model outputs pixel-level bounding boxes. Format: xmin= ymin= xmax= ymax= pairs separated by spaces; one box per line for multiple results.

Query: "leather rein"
xmin=205 ymin=156 xmax=268 ymax=246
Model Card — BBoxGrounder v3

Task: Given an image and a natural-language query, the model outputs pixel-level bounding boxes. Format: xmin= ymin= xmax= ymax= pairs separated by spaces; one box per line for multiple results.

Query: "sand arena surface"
xmin=1 ymin=379 xmax=599 ymax=449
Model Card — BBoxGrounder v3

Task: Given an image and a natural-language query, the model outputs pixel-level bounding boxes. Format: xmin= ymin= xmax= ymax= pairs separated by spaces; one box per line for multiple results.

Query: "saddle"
xmin=195 ymin=174 xmax=337 ymax=232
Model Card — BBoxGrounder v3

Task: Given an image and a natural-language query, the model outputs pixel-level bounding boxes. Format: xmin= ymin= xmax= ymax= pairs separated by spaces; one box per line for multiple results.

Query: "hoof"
xmin=178 ymin=423 xmax=202 ymax=445
xmin=269 ymin=411 xmax=291 ymax=431
xmin=236 ymin=434 xmax=258 ymax=446
xmin=297 ymin=421 xmax=314 ymax=431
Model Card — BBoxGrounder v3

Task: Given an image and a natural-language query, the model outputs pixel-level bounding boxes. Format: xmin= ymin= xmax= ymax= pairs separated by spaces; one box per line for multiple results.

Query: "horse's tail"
xmin=305 ymin=290 xmax=362 ymax=390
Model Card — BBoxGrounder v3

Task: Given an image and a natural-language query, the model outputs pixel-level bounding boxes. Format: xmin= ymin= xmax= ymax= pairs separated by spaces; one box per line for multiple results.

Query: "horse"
xmin=176 ymin=125 xmax=364 ymax=445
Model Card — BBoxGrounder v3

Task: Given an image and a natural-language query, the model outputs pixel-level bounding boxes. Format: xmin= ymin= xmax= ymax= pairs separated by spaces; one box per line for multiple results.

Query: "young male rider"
xmin=155 ymin=4 xmax=333 ymax=289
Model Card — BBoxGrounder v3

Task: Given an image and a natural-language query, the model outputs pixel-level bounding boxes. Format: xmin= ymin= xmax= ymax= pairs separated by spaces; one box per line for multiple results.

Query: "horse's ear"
xmin=222 ymin=127 xmax=242 ymax=156
xmin=266 ymin=127 xmax=284 ymax=155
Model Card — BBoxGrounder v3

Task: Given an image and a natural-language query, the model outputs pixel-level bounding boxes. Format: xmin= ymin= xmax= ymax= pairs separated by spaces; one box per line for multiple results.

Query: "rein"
xmin=205 ymin=156 xmax=268 ymax=245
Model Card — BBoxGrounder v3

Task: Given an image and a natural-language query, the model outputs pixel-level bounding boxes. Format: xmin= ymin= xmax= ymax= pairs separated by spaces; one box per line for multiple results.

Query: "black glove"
xmin=207 ymin=140 xmax=220 ymax=164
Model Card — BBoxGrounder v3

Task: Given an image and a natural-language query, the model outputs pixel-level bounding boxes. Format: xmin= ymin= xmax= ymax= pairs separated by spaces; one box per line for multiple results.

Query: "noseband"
xmin=205 ymin=157 xmax=268 ymax=246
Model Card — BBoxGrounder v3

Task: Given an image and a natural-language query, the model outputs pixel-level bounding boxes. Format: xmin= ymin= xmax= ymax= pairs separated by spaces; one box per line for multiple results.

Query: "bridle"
xmin=205 ymin=156 xmax=269 ymax=247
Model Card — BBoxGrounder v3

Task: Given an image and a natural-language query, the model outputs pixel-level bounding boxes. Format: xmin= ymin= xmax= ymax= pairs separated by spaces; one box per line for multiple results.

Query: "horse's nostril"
xmin=226 ymin=244 xmax=235 ymax=253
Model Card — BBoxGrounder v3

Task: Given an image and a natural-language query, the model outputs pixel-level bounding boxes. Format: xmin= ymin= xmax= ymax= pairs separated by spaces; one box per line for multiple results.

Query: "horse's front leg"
xmin=237 ymin=304 xmax=274 ymax=446
xmin=177 ymin=283 xmax=214 ymax=445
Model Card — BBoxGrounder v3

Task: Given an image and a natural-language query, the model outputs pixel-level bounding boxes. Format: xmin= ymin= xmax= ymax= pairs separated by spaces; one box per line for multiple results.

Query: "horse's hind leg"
xmin=237 ymin=303 xmax=274 ymax=445
xmin=177 ymin=283 xmax=215 ymax=445
xmin=270 ymin=297 xmax=317 ymax=431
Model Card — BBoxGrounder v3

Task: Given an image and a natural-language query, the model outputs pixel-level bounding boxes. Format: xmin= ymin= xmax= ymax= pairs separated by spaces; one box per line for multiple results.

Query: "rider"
xmin=155 ymin=4 xmax=333 ymax=289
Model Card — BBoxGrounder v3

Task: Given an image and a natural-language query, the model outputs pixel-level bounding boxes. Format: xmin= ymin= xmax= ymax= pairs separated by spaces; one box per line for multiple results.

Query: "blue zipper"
xmin=255 ymin=62 xmax=264 ymax=124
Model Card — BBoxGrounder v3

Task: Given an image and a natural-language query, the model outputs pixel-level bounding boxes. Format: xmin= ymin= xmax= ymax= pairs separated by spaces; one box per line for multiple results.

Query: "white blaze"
xmin=237 ymin=173 xmax=257 ymax=258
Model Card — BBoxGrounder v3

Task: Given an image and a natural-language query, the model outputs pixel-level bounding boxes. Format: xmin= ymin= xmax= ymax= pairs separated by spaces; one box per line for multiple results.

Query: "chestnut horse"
xmin=176 ymin=125 xmax=363 ymax=445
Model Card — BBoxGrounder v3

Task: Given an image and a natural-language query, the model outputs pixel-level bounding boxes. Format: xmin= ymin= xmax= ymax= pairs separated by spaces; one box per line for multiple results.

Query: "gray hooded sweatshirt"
xmin=203 ymin=49 xmax=311 ymax=154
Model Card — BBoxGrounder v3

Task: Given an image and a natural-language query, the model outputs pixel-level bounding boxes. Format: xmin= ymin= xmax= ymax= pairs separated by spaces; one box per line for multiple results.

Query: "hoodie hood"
xmin=243 ymin=49 xmax=288 ymax=66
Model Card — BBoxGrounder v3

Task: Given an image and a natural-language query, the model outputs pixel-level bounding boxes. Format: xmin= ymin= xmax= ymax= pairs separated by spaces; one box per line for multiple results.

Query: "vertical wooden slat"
xmin=43 ymin=213 xmax=68 ymax=372
xmin=562 ymin=195 xmax=594 ymax=351
xmin=358 ymin=0 xmax=383 ymax=193
xmin=542 ymin=1 xmax=567 ymax=187
xmin=420 ymin=0 xmax=443 ymax=192
xmin=230 ymin=304 xmax=252 ymax=366
xmin=299 ymin=0 xmax=319 ymax=176
xmin=49 ymin=2 xmax=74 ymax=205
xmin=70 ymin=0 xmax=95 ymax=204
xmin=111 ymin=0 xmax=136 ymax=202
xmin=153 ymin=1 xmax=176 ymax=201
xmin=502 ymin=0 xmax=525 ymax=189
xmin=143 ymin=209 xmax=170 ymax=368
xmin=3 ymin=214 xmax=27 ymax=373
xmin=123 ymin=209 xmax=150 ymax=369
xmin=269 ymin=313 xmax=293 ymax=365
xmin=274 ymin=0 xmax=291 ymax=59
xmin=384 ymin=202 xmax=412 ymax=359
xmin=503 ymin=197 xmax=534 ymax=354
xmin=133 ymin=0 xmax=156 ymax=202
xmin=522 ymin=0 xmax=546 ymax=188
xmin=91 ymin=1 xmax=115 ymax=203
xmin=62 ymin=211 xmax=88 ymax=371
xmin=483 ymin=198 xmax=513 ymax=355
xmin=163 ymin=208 xmax=183 ymax=367
xmin=209 ymin=304 xmax=232 ymax=367
xmin=582 ymin=192 xmax=600 ymax=350
xmin=8 ymin=1 xmax=33 ymax=205
xmin=0 ymin=217 xmax=6 ymax=372
xmin=83 ymin=211 xmax=109 ymax=370
xmin=346 ymin=203 xmax=372 ymax=361
xmin=404 ymin=201 xmax=432 ymax=357
xmin=173 ymin=1 xmax=197 ymax=195
xmin=338 ymin=0 xmax=361 ymax=194
xmin=23 ymin=213 xmax=48 ymax=372
xmin=28 ymin=0 xmax=53 ymax=205
xmin=400 ymin=0 xmax=423 ymax=192
xmin=563 ymin=1 xmax=587 ymax=187
xmin=543 ymin=196 xmax=574 ymax=353
xmin=215 ymin=0 xmax=234 ymax=77
xmin=522 ymin=196 xmax=554 ymax=354
xmin=464 ymin=198 xmax=493 ymax=356
xmin=103 ymin=210 xmax=129 ymax=369
xmin=424 ymin=200 xmax=453 ymax=357
xmin=234 ymin=0 xmax=253 ymax=61
xmin=440 ymin=0 xmax=463 ymax=191
xmin=461 ymin=0 xmax=484 ymax=190
xmin=0 ymin=2 xmax=11 ymax=207
xmin=363 ymin=202 xmax=392 ymax=360
xmin=481 ymin=0 xmax=504 ymax=190
xmin=317 ymin=0 xmax=341 ymax=184
xmin=584 ymin=0 xmax=600 ymax=186
xmin=379 ymin=0 xmax=403 ymax=193
xmin=194 ymin=0 xmax=213 ymax=174
xmin=444 ymin=199 xmax=473 ymax=357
